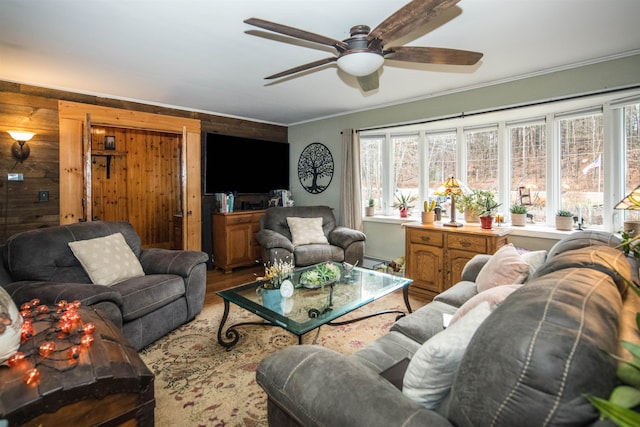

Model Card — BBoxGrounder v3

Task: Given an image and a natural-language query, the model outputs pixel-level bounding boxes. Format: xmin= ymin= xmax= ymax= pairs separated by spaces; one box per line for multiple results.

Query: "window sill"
xmin=363 ymin=215 xmax=600 ymax=239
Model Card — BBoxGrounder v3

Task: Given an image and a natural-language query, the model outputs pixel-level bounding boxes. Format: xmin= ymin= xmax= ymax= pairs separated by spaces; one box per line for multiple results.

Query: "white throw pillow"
xmin=69 ymin=232 xmax=145 ymax=286
xmin=286 ymin=217 xmax=329 ymax=246
xmin=402 ymin=302 xmax=492 ymax=409
xmin=521 ymin=250 xmax=547 ymax=277
xmin=475 ymin=244 xmax=530 ymax=292
xmin=449 ymin=284 xmax=523 ymax=325
xmin=0 ymin=286 xmax=23 ymax=364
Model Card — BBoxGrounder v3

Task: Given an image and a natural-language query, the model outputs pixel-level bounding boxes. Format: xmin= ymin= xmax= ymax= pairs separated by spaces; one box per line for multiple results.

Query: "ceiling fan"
xmin=244 ymin=0 xmax=483 ymax=92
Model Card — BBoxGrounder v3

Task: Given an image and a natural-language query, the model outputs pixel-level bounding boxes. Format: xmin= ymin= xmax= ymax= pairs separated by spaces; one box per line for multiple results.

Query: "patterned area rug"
xmin=139 ymin=290 xmax=411 ymax=426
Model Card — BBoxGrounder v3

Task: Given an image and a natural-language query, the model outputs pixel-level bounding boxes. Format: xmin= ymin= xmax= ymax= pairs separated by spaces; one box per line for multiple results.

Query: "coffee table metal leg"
xmin=217 ymin=300 xmax=240 ymax=349
xmin=218 ymin=299 xmax=292 ymax=350
xmin=403 ymin=285 xmax=413 ymax=313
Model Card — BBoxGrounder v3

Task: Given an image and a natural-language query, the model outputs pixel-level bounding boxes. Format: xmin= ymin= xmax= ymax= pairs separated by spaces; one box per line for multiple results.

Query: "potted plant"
xmin=479 ymin=198 xmax=501 ymax=230
xmin=555 ymin=209 xmax=575 ymax=230
xmin=365 ymin=198 xmax=375 ymax=216
xmin=510 ymin=204 xmax=528 ymax=226
xmin=457 ymin=189 xmax=497 ymax=223
xmin=422 ymin=199 xmax=436 ymax=224
xmin=393 ymin=192 xmax=415 ymax=218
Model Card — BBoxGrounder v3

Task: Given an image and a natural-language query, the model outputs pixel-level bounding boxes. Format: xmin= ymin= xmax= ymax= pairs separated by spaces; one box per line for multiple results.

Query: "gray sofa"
xmin=0 ymin=221 xmax=209 ymax=350
xmin=256 ymin=231 xmax=640 ymax=426
xmin=256 ymin=206 xmax=366 ymax=267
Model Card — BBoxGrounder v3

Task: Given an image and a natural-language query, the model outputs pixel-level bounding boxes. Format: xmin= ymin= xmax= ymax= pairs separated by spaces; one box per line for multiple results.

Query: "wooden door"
xmin=58 ymin=101 xmax=202 ymax=250
xmin=89 ymin=126 xmax=181 ymax=247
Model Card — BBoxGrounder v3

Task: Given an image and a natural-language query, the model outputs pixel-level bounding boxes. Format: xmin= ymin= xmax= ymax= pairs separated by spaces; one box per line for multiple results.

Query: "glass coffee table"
xmin=216 ymin=263 xmax=413 ymax=349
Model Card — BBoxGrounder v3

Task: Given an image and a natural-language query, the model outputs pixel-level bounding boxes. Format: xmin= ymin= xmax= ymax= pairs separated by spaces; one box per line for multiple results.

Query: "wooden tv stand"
xmin=212 ymin=210 xmax=266 ymax=273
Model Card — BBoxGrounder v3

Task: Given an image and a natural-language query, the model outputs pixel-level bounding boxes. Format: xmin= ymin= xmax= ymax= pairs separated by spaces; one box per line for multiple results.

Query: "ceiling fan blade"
xmin=385 ymin=46 xmax=482 ymax=65
xmin=357 ymin=72 xmax=379 ymax=92
xmin=245 ymin=18 xmax=348 ymax=51
xmin=368 ymin=0 xmax=460 ymax=47
xmin=265 ymin=57 xmax=338 ymax=79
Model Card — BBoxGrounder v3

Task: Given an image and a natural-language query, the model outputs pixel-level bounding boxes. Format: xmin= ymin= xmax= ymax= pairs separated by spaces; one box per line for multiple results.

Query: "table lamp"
xmin=435 ymin=176 xmax=465 ymax=227
xmin=615 ymin=184 xmax=640 ymax=235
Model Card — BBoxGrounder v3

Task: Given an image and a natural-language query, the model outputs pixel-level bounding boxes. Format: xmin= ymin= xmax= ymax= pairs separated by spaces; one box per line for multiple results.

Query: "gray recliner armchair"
xmin=255 ymin=206 xmax=365 ymax=267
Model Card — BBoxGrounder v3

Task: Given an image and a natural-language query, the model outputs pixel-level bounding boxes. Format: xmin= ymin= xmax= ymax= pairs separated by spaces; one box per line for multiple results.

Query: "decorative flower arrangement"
xmin=300 ymin=262 xmax=341 ymax=288
xmin=261 ymin=257 xmax=295 ymax=289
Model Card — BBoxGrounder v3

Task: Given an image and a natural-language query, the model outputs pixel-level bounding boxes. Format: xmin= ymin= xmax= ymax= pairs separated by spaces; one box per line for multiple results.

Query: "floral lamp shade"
xmin=614 ymin=185 xmax=640 ymax=210
xmin=434 ymin=176 xmax=469 ymax=227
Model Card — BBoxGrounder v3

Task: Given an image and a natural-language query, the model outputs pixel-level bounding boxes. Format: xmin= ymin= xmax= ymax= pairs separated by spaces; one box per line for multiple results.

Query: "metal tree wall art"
xmin=298 ymin=142 xmax=334 ymax=194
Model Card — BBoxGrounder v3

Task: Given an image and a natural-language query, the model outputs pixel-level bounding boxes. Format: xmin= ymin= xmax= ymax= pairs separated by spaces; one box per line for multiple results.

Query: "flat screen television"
xmin=203 ymin=133 xmax=290 ymax=195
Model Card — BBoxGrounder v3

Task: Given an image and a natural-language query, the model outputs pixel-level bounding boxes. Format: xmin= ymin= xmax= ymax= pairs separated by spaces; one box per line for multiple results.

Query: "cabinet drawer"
xmin=448 ymin=234 xmax=487 ymax=252
xmin=225 ymin=214 xmax=253 ymax=225
xmin=409 ymin=229 xmax=444 ymax=247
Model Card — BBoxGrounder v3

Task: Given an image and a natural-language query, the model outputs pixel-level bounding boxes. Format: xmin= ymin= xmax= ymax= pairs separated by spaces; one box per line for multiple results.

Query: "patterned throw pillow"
xmin=286 ymin=217 xmax=329 ymax=246
xmin=69 ymin=232 xmax=145 ymax=286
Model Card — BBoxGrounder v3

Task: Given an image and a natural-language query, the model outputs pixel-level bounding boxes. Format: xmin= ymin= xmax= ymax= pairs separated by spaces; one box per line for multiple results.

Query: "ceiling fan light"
xmin=337 ymin=51 xmax=384 ymax=77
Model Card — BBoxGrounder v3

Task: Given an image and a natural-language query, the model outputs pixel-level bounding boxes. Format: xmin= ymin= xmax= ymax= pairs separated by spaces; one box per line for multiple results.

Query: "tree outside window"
xmin=510 ymin=122 xmax=547 ymax=223
xmin=559 ymin=113 xmax=604 ymax=226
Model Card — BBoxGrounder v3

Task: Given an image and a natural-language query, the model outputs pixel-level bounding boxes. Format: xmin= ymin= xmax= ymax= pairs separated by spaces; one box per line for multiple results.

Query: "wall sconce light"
xmin=7 ymin=130 xmax=36 ymax=163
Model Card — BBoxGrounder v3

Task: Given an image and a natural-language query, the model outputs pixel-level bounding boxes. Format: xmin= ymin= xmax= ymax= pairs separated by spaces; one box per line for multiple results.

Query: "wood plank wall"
xmin=0 ymin=80 xmax=287 ymax=243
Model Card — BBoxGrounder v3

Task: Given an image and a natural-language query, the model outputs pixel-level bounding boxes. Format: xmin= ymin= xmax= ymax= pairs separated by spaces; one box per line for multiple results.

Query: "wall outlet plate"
xmin=8 ymin=173 xmax=24 ymax=181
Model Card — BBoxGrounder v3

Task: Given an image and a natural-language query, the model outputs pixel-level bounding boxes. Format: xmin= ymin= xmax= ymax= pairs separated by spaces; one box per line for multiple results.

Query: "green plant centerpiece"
xmin=368 ymin=198 xmax=375 ymax=208
xmin=300 ymin=262 xmax=341 ymax=289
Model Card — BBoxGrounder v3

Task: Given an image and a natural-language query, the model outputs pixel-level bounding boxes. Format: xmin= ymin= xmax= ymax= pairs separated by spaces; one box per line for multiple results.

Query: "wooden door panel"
xmin=408 ymin=244 xmax=444 ymax=294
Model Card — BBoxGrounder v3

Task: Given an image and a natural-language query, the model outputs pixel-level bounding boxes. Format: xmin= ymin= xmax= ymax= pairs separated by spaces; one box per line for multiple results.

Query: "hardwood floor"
xmin=204 ymin=264 xmax=263 ymax=306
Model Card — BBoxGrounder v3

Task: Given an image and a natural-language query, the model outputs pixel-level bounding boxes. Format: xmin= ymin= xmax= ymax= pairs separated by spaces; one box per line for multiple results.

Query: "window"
xmin=361 ymin=135 xmax=383 ymax=214
xmin=623 ymin=102 xmax=640 ymax=222
xmin=465 ymin=126 xmax=498 ymax=191
xmin=359 ymin=88 xmax=639 ymax=233
xmin=558 ymin=111 xmax=603 ymax=226
xmin=509 ymin=121 xmax=546 ymax=223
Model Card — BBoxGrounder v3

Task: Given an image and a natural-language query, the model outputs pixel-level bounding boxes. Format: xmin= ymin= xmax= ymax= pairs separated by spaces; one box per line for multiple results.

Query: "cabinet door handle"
xmin=421 ymin=236 xmax=431 ymax=242
xmin=460 ymin=241 xmax=471 ymax=247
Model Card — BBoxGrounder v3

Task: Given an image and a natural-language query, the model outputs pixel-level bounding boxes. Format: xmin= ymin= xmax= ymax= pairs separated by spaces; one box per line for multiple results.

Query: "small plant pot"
xmin=464 ymin=211 xmax=479 ymax=223
xmin=365 ymin=206 xmax=375 ymax=216
xmin=399 ymin=207 xmax=409 ymax=218
xmin=480 ymin=215 xmax=494 ymax=229
xmin=422 ymin=211 xmax=435 ymax=224
xmin=511 ymin=213 xmax=526 ymax=226
xmin=555 ymin=216 xmax=574 ymax=231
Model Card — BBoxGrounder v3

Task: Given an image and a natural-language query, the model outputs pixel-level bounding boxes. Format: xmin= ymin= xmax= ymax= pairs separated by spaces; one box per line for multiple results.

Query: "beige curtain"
xmin=341 ymin=128 xmax=363 ymax=231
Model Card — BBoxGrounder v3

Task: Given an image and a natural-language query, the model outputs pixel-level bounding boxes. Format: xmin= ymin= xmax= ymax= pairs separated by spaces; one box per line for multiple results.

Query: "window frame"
xmin=359 ymin=88 xmax=640 ymax=233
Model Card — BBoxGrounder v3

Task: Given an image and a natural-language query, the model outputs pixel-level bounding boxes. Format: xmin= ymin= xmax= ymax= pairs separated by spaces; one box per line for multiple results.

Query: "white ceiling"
xmin=1 ymin=0 xmax=639 ymax=126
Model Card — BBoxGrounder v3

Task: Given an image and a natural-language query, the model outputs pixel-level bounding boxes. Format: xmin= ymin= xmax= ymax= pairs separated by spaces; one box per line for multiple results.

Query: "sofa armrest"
xmin=460 ymin=254 xmax=492 ymax=282
xmin=255 ymin=229 xmax=295 ymax=252
xmin=256 ymin=345 xmax=453 ymax=427
xmin=139 ymin=248 xmax=208 ymax=320
xmin=139 ymin=248 xmax=208 ymax=277
xmin=2 ymin=281 xmax=124 ymax=327
xmin=328 ymin=226 xmax=366 ymax=249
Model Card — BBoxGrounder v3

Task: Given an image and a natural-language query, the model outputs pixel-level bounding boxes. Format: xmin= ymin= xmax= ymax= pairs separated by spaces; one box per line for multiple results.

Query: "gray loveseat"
xmin=0 ymin=221 xmax=209 ymax=350
xmin=256 ymin=231 xmax=640 ymax=426
xmin=256 ymin=205 xmax=366 ymax=267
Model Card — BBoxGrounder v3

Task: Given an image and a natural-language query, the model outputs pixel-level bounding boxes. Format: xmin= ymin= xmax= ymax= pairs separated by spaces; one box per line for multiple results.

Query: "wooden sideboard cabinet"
xmin=212 ymin=210 xmax=266 ymax=274
xmin=404 ymin=223 xmax=511 ymax=300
